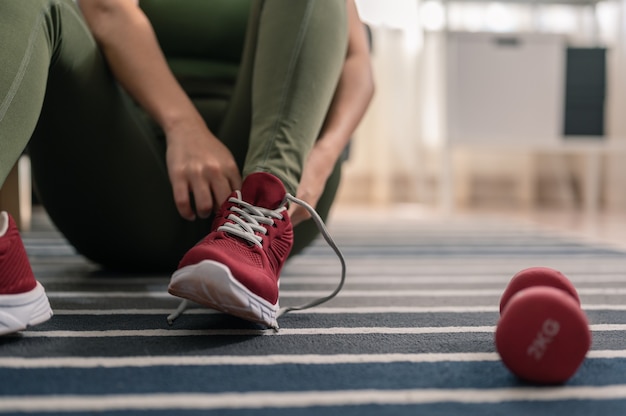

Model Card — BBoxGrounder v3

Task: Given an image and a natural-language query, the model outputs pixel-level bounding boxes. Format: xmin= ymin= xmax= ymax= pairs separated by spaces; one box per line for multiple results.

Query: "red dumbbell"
xmin=495 ymin=266 xmax=592 ymax=384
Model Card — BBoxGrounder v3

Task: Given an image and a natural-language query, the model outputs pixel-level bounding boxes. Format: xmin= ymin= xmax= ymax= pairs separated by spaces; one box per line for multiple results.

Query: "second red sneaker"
xmin=168 ymin=172 xmax=293 ymax=328
xmin=0 ymin=211 xmax=53 ymax=335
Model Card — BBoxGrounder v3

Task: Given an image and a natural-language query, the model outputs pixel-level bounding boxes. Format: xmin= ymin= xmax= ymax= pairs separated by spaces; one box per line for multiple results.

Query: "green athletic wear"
xmin=0 ymin=0 xmax=348 ymax=271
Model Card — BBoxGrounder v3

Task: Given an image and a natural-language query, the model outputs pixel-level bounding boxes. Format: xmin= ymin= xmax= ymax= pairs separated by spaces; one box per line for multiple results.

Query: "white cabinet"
xmin=445 ymin=32 xmax=566 ymax=145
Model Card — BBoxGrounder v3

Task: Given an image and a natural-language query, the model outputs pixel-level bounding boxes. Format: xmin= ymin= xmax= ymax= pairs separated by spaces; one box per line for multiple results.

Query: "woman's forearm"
xmin=317 ymin=53 xmax=374 ymax=158
xmin=77 ymin=0 xmax=205 ymax=140
xmin=316 ymin=0 xmax=374 ymax=162
xmin=78 ymin=0 xmax=241 ymax=220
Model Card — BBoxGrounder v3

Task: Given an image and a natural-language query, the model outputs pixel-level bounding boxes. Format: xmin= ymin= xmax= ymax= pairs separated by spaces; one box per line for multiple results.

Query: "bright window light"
xmin=596 ymin=1 xmax=619 ymax=43
xmin=539 ymin=5 xmax=578 ymax=33
xmin=484 ymin=3 xmax=517 ymax=32
xmin=459 ymin=5 xmax=485 ymax=32
xmin=420 ymin=1 xmax=446 ymax=32
xmin=356 ymin=0 xmax=420 ymax=30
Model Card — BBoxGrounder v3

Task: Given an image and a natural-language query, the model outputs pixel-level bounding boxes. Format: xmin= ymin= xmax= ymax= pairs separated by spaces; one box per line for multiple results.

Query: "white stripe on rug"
xmin=3 ymin=385 xmax=626 ymax=412
xmin=0 ymin=350 xmax=624 ymax=368
xmin=47 ymin=304 xmax=626 ymax=315
xmin=15 ymin=324 xmax=626 ymax=337
xmin=43 ymin=288 xmax=626 ymax=298
xmin=35 ymin=274 xmax=626 ymax=284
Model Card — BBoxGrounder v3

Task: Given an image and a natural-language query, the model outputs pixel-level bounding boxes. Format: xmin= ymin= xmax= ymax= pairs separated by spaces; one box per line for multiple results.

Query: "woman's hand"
xmin=165 ymin=117 xmax=242 ymax=221
xmin=79 ymin=1 xmax=243 ymax=221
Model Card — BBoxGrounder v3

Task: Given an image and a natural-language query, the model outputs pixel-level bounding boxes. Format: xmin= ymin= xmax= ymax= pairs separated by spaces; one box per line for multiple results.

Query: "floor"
xmin=331 ymin=202 xmax=626 ymax=252
xmin=513 ymin=208 xmax=626 ymax=251
xmin=21 ymin=199 xmax=626 ymax=255
xmin=11 ymin=197 xmax=626 ymax=415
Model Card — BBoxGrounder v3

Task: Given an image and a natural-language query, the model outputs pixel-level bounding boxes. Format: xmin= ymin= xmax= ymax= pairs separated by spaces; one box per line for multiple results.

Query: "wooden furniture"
xmin=440 ymin=138 xmax=626 ymax=217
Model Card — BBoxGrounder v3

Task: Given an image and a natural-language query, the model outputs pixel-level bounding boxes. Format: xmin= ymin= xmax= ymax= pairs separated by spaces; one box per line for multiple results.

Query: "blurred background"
xmin=336 ymin=0 xmax=626 ymax=229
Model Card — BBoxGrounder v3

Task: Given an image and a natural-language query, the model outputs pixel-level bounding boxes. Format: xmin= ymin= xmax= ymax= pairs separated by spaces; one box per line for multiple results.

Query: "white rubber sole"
xmin=0 ymin=282 xmax=53 ymax=336
xmin=168 ymin=260 xmax=279 ymax=329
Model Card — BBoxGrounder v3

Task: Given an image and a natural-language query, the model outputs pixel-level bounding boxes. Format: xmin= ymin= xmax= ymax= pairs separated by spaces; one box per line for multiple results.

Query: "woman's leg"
xmin=2 ymin=0 xmax=210 ymax=271
xmin=0 ymin=1 xmax=53 ymax=184
xmin=219 ymin=0 xmax=348 ymax=253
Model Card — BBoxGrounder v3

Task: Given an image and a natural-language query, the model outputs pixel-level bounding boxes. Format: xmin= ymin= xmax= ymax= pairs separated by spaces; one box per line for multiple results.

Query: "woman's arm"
xmin=78 ymin=0 xmax=241 ymax=220
xmin=290 ymin=0 xmax=375 ymax=225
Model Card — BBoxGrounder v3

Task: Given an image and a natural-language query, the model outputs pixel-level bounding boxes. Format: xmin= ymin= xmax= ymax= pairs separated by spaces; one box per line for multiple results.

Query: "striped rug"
xmin=2 ymin=208 xmax=626 ymax=415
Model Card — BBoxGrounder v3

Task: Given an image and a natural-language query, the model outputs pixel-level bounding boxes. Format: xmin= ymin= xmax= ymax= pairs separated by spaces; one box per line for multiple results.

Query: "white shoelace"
xmin=217 ymin=191 xmax=286 ymax=247
xmin=167 ymin=193 xmax=347 ymax=327
xmin=277 ymin=194 xmax=347 ymax=318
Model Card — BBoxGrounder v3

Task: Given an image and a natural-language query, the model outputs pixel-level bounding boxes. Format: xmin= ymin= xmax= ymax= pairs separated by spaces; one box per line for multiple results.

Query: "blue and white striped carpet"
xmin=2 ymin=208 xmax=626 ymax=415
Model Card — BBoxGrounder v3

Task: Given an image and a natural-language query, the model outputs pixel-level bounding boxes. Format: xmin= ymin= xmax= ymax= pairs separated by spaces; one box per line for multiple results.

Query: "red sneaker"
xmin=0 ymin=211 xmax=53 ymax=335
xmin=168 ymin=173 xmax=293 ymax=328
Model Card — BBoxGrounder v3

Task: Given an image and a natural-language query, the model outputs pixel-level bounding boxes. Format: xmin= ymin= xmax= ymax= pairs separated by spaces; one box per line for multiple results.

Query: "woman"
xmin=0 ymin=0 xmax=374 ymax=331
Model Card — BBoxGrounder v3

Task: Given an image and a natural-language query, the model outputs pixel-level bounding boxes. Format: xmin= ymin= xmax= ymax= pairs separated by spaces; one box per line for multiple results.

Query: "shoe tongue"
xmin=240 ymin=172 xmax=287 ymax=209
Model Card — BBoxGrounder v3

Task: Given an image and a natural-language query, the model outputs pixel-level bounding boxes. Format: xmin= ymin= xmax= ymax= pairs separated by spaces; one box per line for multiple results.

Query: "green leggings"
xmin=0 ymin=0 xmax=348 ymax=271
